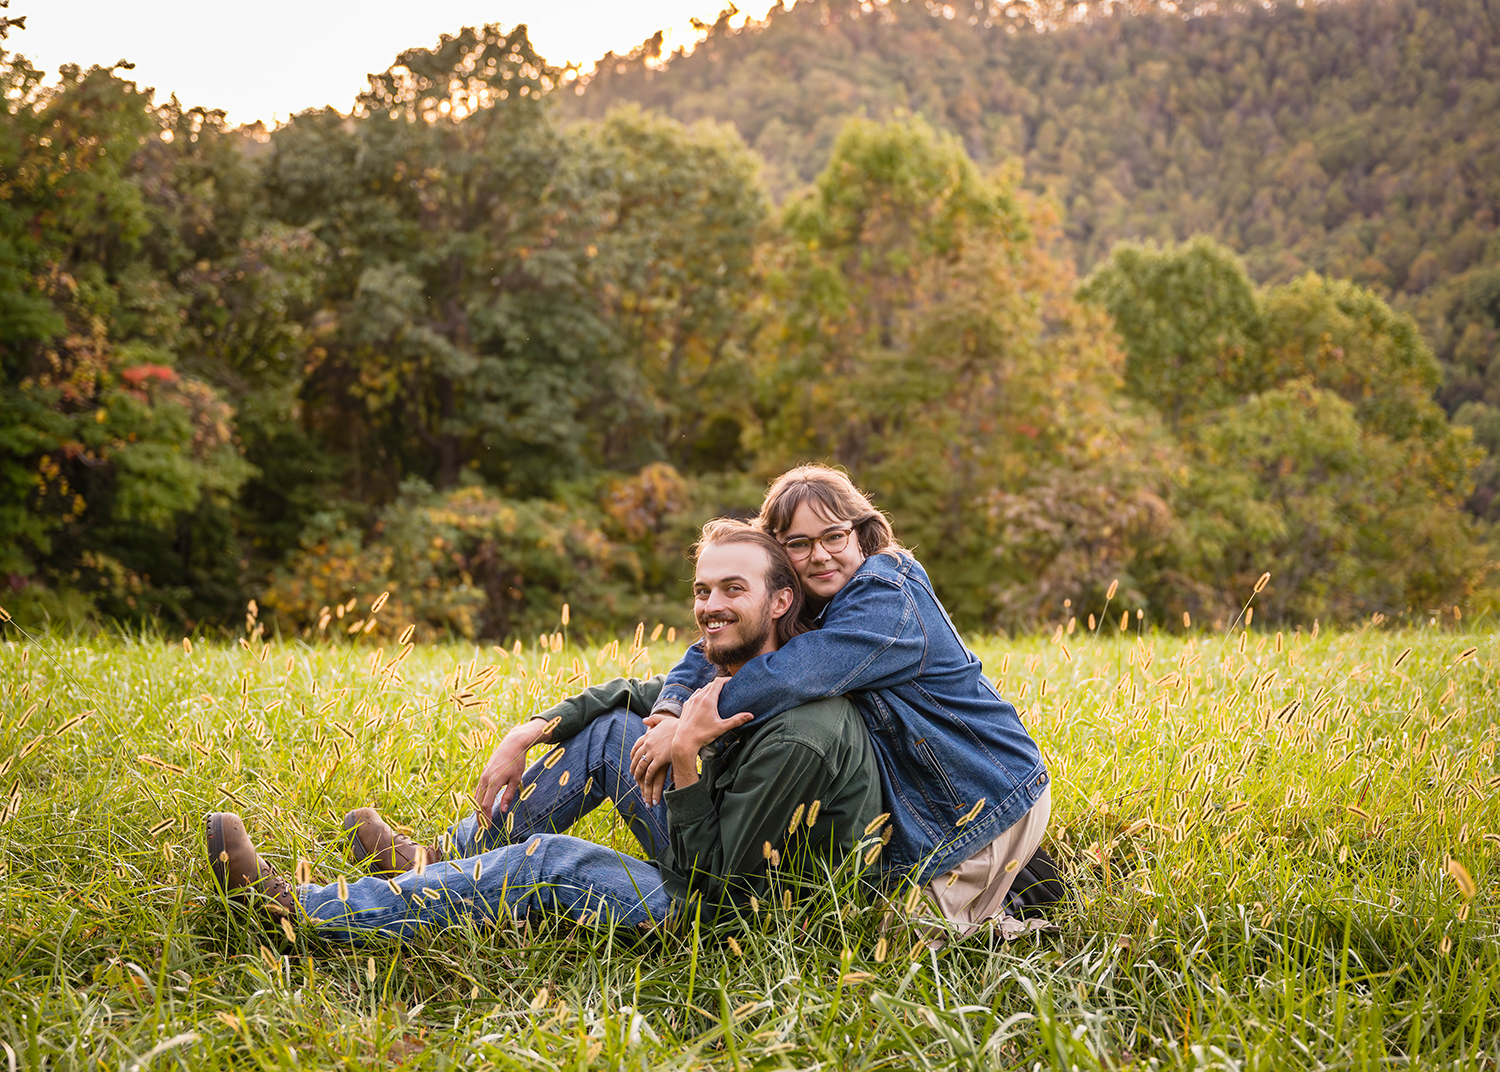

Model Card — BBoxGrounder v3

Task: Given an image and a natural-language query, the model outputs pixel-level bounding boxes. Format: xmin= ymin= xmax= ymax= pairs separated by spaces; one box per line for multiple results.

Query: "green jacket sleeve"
xmin=534 ymin=675 xmax=664 ymax=743
xmin=662 ymin=727 xmax=833 ymax=909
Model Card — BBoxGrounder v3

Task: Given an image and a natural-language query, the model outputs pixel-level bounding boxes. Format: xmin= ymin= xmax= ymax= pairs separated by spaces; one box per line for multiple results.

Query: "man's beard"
xmin=699 ymin=599 xmax=776 ymax=671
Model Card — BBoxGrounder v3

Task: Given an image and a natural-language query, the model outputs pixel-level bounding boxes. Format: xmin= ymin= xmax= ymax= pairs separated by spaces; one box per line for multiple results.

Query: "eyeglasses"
xmin=782 ymin=527 xmax=853 ymax=561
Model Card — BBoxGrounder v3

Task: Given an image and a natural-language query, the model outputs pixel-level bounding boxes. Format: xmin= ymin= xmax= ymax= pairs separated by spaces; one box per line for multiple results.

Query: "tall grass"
xmin=0 ymin=610 xmax=1494 ymax=1069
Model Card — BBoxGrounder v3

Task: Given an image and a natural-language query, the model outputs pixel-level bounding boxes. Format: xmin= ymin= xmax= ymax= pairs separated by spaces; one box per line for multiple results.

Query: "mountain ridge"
xmin=560 ymin=0 xmax=1500 ymax=434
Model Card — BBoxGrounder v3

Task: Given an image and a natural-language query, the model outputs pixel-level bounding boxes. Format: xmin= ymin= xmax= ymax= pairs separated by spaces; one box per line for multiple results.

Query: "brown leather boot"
xmin=344 ymin=807 xmax=445 ymax=876
xmin=205 ymin=812 xmax=297 ymax=917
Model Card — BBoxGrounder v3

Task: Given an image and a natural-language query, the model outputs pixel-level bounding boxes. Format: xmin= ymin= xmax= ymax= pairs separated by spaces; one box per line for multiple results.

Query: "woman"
xmin=634 ymin=465 xmax=1056 ymax=936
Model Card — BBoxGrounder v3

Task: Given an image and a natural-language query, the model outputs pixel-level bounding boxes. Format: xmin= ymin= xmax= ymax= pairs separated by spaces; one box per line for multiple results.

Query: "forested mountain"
xmin=563 ymin=0 xmax=1500 ymax=513
xmin=0 ymin=2 xmax=1494 ymax=638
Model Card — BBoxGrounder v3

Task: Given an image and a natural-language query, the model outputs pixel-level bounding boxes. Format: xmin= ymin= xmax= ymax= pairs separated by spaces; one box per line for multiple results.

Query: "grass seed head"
xmin=1446 ymin=857 xmax=1476 ymax=899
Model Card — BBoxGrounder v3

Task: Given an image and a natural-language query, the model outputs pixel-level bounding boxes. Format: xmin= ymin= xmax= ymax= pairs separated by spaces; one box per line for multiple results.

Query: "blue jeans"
xmin=298 ymin=709 xmax=673 ymax=939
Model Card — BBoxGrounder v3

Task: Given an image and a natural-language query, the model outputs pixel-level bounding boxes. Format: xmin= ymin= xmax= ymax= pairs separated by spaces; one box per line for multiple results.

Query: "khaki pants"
xmin=926 ymin=786 xmax=1052 ymax=939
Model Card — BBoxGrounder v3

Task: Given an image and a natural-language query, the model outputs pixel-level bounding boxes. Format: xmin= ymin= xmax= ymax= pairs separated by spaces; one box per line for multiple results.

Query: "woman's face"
xmin=781 ymin=500 xmax=866 ymax=607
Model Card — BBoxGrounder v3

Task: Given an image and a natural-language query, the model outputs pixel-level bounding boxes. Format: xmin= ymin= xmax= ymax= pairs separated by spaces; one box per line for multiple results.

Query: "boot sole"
xmin=205 ymin=812 xmax=230 ymax=891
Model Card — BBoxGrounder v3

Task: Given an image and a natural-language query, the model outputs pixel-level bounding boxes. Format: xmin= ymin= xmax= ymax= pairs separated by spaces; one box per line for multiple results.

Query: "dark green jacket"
xmin=538 ymin=674 xmax=881 ymax=914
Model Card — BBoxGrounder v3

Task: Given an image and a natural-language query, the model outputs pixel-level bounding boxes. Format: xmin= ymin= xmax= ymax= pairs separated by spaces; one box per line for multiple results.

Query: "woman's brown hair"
xmin=691 ymin=518 xmax=808 ymax=647
xmin=758 ymin=465 xmax=905 ymax=561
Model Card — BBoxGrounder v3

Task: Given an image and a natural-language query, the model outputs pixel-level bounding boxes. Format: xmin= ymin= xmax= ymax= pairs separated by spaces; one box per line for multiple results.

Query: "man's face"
xmin=693 ymin=540 xmax=792 ymax=671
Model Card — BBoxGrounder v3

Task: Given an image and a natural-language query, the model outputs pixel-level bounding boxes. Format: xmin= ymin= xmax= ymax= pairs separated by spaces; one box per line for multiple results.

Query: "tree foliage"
xmin=0 ymin=8 xmax=1492 ymax=635
xmin=567 ymin=0 xmax=1500 ymax=506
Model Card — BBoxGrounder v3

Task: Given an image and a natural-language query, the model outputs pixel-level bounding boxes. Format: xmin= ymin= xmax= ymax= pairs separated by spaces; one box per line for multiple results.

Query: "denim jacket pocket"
xmin=911 ymin=737 xmax=962 ymax=808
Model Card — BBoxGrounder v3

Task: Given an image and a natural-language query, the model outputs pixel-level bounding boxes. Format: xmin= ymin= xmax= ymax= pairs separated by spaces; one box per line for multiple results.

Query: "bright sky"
xmin=10 ymin=0 xmax=782 ymax=126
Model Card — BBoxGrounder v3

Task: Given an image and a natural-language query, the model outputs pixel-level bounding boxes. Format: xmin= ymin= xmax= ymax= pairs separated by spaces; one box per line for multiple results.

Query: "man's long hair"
xmin=691 ymin=518 xmax=808 ymax=648
xmin=758 ymin=464 xmax=906 ymax=561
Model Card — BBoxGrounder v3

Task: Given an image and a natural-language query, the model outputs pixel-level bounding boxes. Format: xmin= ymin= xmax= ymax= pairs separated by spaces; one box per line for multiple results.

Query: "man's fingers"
xmin=729 ymin=711 xmax=755 ymax=728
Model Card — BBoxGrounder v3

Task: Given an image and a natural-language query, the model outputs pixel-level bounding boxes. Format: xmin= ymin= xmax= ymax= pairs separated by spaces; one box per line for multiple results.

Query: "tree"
xmin=755 ymin=117 xmax=1179 ymax=627
xmin=571 ymin=106 xmax=768 ymax=474
xmin=1178 ymin=380 xmax=1487 ymax=621
xmin=1077 ymin=236 xmax=1264 ymax=425
xmin=0 ymin=54 xmax=252 ymax=623
xmin=1261 ymin=273 xmax=1450 ymax=446
xmin=262 ymin=25 xmax=620 ymax=499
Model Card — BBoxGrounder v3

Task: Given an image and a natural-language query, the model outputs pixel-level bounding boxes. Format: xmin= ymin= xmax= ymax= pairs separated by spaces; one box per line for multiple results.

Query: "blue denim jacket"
xmin=656 ymin=551 xmax=1048 ymax=883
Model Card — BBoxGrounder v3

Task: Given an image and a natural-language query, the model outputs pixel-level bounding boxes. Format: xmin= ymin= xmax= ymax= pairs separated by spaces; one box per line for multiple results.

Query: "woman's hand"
xmin=473 ymin=718 xmax=549 ymax=827
xmin=671 ymin=678 xmax=754 ymax=789
xmin=630 ymin=715 xmax=679 ymax=806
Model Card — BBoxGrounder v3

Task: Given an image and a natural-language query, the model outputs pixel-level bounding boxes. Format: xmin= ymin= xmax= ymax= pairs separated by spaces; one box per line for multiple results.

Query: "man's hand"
xmin=671 ymin=677 xmax=754 ymax=790
xmin=473 ymin=718 xmax=550 ymax=827
xmin=630 ymin=715 xmax=679 ymax=806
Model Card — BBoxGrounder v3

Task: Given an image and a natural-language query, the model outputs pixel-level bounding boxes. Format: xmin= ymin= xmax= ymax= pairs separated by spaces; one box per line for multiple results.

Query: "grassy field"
xmin=0 ymin=603 xmax=1495 ymax=1070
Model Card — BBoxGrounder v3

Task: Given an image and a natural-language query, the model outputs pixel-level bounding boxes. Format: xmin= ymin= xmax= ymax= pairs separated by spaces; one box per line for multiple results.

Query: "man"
xmin=205 ymin=520 xmax=882 ymax=937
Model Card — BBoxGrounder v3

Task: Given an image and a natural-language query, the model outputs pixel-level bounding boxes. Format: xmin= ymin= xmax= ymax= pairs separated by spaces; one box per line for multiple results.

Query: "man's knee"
xmin=572 ymin=708 xmax=645 ymax=773
xmin=586 ymin=706 xmax=644 ymax=745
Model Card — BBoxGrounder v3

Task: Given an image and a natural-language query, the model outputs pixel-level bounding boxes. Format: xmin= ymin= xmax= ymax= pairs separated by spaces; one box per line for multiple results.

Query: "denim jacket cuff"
xmin=650 ymin=697 xmax=684 ymax=718
xmin=663 ymin=778 xmax=715 ymax=825
xmin=656 ymin=683 xmax=693 ymax=707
